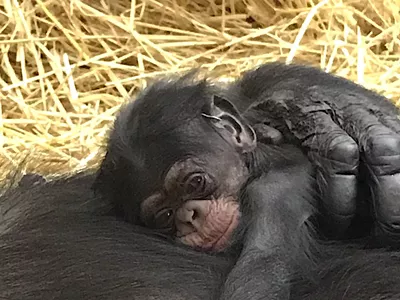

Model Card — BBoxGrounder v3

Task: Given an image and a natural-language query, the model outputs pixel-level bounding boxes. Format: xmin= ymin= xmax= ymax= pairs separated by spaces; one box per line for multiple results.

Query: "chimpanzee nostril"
xmin=184 ymin=208 xmax=199 ymax=225
xmin=176 ymin=200 xmax=211 ymax=228
xmin=192 ymin=209 xmax=199 ymax=221
xmin=177 ymin=208 xmax=197 ymax=225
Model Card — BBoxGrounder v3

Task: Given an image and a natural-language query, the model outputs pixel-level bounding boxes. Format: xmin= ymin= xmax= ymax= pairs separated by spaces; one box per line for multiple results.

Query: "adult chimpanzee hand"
xmin=231 ymin=63 xmax=400 ymax=238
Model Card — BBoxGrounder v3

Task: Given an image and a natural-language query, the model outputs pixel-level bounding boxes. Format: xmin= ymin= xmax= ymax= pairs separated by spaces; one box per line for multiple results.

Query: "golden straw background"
xmin=1 ymin=0 xmax=400 ymax=180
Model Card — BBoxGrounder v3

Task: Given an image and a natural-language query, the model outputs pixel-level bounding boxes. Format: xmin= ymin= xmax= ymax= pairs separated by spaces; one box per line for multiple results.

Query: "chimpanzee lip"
xmin=177 ymin=212 xmax=239 ymax=252
xmin=193 ymin=210 xmax=237 ymax=252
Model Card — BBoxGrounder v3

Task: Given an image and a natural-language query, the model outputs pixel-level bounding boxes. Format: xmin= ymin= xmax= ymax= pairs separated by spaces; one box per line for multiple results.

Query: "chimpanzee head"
xmin=94 ymin=73 xmax=258 ymax=251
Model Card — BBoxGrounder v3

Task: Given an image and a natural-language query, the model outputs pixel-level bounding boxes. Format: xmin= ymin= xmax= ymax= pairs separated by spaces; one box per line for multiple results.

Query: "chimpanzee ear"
xmin=202 ymin=95 xmax=256 ymax=153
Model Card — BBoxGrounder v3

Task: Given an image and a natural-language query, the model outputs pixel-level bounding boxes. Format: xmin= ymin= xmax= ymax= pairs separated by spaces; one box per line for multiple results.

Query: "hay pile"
xmin=1 ymin=0 xmax=400 ymax=179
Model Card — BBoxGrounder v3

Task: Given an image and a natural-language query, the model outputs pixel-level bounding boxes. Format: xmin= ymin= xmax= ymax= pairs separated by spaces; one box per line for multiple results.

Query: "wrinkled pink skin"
xmin=175 ymin=199 xmax=240 ymax=252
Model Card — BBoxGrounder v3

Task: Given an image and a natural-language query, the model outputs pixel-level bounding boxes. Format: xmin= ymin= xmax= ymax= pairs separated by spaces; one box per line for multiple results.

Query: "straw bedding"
xmin=1 ymin=0 xmax=400 ymax=181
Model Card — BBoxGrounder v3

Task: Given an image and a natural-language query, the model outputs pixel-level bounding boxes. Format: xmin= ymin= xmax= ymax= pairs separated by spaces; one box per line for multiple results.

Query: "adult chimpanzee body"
xmin=0 ymin=174 xmax=232 ymax=300
xmin=3 ymin=62 xmax=400 ymax=299
xmin=93 ymin=63 xmax=400 ymax=299
xmin=2 ymin=173 xmax=400 ymax=299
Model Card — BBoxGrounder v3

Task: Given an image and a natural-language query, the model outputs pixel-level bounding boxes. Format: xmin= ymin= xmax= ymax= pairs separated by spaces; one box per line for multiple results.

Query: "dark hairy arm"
xmin=229 ymin=63 xmax=400 ymax=238
xmin=221 ymin=145 xmax=317 ymax=300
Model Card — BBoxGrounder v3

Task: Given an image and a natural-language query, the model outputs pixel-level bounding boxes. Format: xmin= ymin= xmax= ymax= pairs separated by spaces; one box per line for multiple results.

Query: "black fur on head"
xmin=93 ymin=70 xmax=274 ymax=227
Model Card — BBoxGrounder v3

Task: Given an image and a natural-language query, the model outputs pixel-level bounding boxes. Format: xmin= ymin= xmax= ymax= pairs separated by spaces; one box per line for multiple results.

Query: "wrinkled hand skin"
xmin=230 ymin=63 xmax=400 ymax=239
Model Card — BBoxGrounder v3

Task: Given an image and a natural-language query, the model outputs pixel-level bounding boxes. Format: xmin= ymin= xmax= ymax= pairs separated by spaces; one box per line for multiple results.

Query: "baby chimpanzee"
xmin=94 ymin=63 xmax=400 ymax=299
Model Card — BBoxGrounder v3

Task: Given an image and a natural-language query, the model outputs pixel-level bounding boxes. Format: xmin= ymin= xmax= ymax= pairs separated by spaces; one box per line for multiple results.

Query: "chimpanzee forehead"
xmin=131 ymin=118 xmax=235 ymax=200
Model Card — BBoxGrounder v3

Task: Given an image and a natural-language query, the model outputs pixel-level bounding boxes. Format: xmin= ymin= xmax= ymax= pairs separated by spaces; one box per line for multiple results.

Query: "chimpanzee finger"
xmin=287 ymin=110 xmax=360 ymax=236
xmin=253 ymin=123 xmax=284 ymax=145
xmin=342 ymin=106 xmax=400 ymax=235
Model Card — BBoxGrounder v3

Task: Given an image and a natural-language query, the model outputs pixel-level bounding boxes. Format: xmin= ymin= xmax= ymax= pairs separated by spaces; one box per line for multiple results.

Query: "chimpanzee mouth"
xmin=177 ymin=210 xmax=240 ymax=252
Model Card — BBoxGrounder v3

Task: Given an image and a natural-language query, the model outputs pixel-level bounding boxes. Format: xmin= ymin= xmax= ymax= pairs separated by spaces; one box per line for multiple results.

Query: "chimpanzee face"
xmin=95 ymin=77 xmax=257 ymax=252
xmin=140 ymin=146 xmax=249 ymax=251
xmin=132 ymin=93 xmax=257 ymax=251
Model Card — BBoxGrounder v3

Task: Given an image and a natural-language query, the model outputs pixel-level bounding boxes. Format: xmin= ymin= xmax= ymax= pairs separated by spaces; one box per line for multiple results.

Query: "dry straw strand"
xmin=1 ymin=0 xmax=400 ymax=179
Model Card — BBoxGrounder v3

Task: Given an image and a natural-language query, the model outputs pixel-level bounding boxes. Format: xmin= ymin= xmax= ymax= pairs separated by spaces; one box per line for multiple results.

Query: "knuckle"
xmin=327 ymin=136 xmax=359 ymax=168
xmin=366 ymin=134 xmax=400 ymax=174
xmin=367 ymin=134 xmax=400 ymax=158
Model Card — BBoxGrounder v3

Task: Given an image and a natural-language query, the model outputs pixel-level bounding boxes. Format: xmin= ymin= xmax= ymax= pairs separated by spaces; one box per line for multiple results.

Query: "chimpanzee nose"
xmin=176 ymin=200 xmax=210 ymax=228
xmin=179 ymin=208 xmax=199 ymax=223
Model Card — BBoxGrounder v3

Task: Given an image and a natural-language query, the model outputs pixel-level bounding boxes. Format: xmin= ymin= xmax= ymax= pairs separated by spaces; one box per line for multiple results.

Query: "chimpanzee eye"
xmin=155 ymin=208 xmax=174 ymax=228
xmin=184 ymin=173 xmax=206 ymax=195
